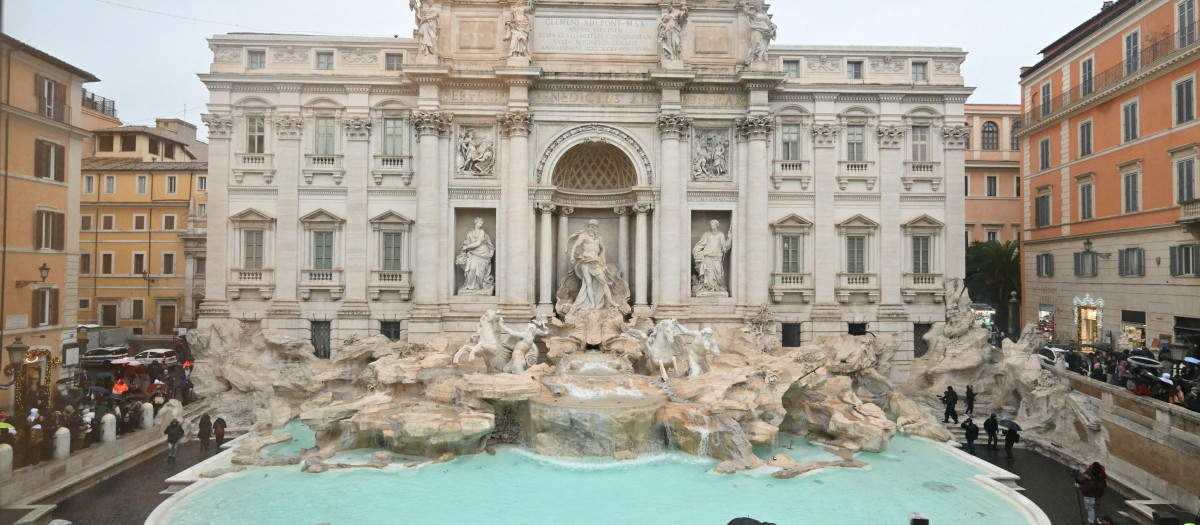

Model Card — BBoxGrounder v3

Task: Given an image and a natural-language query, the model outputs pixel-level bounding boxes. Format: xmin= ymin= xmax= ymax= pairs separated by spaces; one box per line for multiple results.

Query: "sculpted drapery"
xmin=692 ymin=220 xmax=732 ymax=295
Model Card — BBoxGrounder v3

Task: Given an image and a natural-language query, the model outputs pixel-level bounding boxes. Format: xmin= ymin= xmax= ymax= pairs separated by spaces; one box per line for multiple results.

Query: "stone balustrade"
xmin=770 ymin=271 xmax=813 ymax=303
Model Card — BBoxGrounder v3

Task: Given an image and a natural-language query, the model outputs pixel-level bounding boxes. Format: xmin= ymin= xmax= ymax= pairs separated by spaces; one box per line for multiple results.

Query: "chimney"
xmin=1102 ymin=1 xmax=1114 ymax=9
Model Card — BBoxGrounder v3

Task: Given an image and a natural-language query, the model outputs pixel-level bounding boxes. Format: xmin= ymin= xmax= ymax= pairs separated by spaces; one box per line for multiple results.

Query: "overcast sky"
xmin=5 ymin=0 xmax=1106 ymax=137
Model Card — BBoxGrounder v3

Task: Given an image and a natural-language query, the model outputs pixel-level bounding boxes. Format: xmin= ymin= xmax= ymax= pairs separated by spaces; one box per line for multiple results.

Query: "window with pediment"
xmin=230 ymin=208 xmax=276 ymax=271
xmin=837 ymin=215 xmax=879 ymax=275
xmin=300 ymin=209 xmax=345 ymax=271
xmin=552 ymin=142 xmax=637 ymax=191
xmin=902 ymin=215 xmax=944 ymax=275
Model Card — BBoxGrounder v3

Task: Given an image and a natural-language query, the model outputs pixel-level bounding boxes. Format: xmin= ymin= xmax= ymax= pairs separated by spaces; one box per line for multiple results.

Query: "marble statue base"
xmin=693 ymin=290 xmax=730 ymax=298
xmin=457 ymin=286 xmax=495 ymax=296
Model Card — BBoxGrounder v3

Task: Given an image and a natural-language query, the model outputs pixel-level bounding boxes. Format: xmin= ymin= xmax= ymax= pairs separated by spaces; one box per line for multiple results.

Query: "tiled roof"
xmin=1 ymin=33 xmax=99 ymax=82
xmin=82 ymin=158 xmax=208 ymax=171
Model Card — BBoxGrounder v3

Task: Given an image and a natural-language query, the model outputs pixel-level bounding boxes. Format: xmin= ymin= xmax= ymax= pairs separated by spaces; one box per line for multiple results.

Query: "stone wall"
xmin=1042 ymin=366 xmax=1200 ymax=507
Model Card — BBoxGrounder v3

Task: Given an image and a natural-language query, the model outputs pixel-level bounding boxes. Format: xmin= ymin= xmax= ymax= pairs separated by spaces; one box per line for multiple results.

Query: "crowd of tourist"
xmin=1055 ymin=344 xmax=1200 ymax=412
xmin=0 ymin=348 xmax=198 ymax=470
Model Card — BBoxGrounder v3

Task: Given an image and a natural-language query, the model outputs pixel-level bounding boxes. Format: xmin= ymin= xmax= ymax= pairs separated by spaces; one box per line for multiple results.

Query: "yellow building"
xmin=0 ymin=33 xmax=97 ymax=413
xmin=79 ymin=121 xmax=207 ymax=349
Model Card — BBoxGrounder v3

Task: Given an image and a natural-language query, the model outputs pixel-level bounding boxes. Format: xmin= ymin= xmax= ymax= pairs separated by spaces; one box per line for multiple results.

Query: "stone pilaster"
xmin=942 ymin=125 xmax=970 ymax=280
xmin=877 ymin=123 xmax=904 ymax=305
xmin=198 ymin=114 xmax=232 ymax=317
xmin=737 ymin=115 xmax=773 ymax=305
xmin=412 ymin=111 xmax=452 ymax=305
xmin=615 ymin=206 xmax=630 ymax=279
xmin=499 ymin=111 xmax=534 ymax=307
xmin=656 ymin=114 xmax=692 ymax=307
xmin=556 ymin=206 xmax=574 ymax=281
xmin=271 ymin=111 xmax=301 ymax=314
xmin=633 ymin=202 xmax=652 ymax=311
xmin=342 ymin=115 xmax=371 ymax=309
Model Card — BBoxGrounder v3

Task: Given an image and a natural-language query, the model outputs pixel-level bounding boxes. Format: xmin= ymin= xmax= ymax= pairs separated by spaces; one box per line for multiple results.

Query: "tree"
xmin=964 ymin=240 xmax=1021 ymax=335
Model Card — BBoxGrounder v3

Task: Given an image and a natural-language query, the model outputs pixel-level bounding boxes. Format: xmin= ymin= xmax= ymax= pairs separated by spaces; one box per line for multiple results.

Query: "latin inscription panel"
xmin=531 ymin=91 xmax=660 ymax=106
xmin=533 ymin=17 xmax=656 ymax=55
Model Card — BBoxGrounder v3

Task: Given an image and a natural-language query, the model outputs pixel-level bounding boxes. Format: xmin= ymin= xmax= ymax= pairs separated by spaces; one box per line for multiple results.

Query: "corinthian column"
xmin=536 ymin=202 xmax=555 ymax=307
xmin=737 ymin=116 xmax=773 ymax=305
xmin=499 ymin=112 xmax=534 ymax=307
xmin=633 ymin=202 xmax=652 ymax=308
xmin=656 ymin=114 xmax=692 ymax=307
xmin=413 ymin=111 xmax=451 ymax=305
xmin=557 ymin=207 xmax=574 ymax=280
xmin=615 ymin=207 xmax=630 ymax=278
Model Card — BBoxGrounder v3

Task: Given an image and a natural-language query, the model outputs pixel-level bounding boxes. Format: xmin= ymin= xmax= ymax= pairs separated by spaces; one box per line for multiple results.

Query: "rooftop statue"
xmin=504 ymin=1 xmax=532 ymax=59
xmin=658 ymin=4 xmax=688 ymax=61
xmin=745 ymin=3 xmax=776 ymax=63
xmin=411 ymin=0 xmax=440 ymax=56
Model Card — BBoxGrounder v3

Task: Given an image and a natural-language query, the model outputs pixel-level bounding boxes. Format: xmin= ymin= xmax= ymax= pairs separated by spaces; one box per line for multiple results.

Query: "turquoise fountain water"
xmin=161 ymin=434 xmax=1037 ymax=525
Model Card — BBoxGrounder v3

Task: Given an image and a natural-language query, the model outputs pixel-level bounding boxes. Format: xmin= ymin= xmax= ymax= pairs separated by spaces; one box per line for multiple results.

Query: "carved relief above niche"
xmin=691 ymin=129 xmax=732 ymax=181
xmin=455 ymin=126 xmax=497 ymax=178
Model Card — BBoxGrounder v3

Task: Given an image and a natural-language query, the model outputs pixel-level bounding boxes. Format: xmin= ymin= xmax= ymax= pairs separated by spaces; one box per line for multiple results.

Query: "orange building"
xmin=0 ymin=34 xmax=98 ymax=413
xmin=964 ymin=104 xmax=1023 ymax=244
xmin=1019 ymin=0 xmax=1200 ymax=354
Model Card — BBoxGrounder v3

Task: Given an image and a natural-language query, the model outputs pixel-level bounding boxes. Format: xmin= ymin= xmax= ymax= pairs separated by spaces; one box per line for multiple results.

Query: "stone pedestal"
xmin=100 ymin=414 xmax=117 ymax=443
xmin=53 ymin=427 xmax=71 ymax=460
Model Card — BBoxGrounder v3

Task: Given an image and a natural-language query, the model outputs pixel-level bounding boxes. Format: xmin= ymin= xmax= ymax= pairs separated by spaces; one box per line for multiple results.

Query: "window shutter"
xmin=52 ymin=212 xmax=65 ymax=251
xmin=53 ymin=81 xmax=66 ymax=122
xmin=120 ymin=300 xmax=132 ymax=320
xmin=1047 ymin=254 xmax=1054 ymax=276
xmin=1118 ymin=249 xmax=1127 ymax=276
xmin=1194 ymin=244 xmax=1200 ymax=276
xmin=35 ymin=74 xmax=46 ymax=113
xmin=1181 ymin=162 xmax=1189 ymax=204
xmin=1171 ymin=246 xmax=1180 ymax=276
xmin=1036 ymin=255 xmax=1043 ymax=276
xmin=53 ymin=144 xmax=65 ymax=182
xmin=34 ymin=210 xmax=44 ymax=248
xmin=32 ymin=289 xmax=42 ymax=326
xmin=34 ymin=140 xmax=46 ymax=178
xmin=49 ymin=289 xmax=59 ymax=326
xmin=1136 ymin=248 xmax=1145 ymax=276
xmin=1074 ymin=252 xmax=1082 ymax=276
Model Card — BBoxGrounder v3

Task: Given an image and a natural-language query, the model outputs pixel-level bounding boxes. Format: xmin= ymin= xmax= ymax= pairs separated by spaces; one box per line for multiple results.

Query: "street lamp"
xmin=15 ymin=263 xmax=51 ymax=288
xmin=0 ymin=337 xmax=30 ymax=389
xmin=1082 ymin=238 xmax=1111 ymax=259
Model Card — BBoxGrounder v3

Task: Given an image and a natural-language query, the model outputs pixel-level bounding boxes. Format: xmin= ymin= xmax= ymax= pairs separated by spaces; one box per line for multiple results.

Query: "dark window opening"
xmin=913 ymin=323 xmax=933 ymax=358
xmin=781 ymin=323 xmax=802 ymax=347
xmin=381 ymin=321 xmax=403 ymax=342
xmin=848 ymin=323 xmax=868 ymax=336
xmin=312 ymin=321 xmax=332 ymax=359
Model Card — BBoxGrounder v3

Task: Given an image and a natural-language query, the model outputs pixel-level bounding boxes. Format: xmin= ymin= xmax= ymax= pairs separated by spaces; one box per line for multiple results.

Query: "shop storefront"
xmin=1073 ymin=295 xmax=1104 ymax=345
xmin=1121 ymin=310 xmax=1146 ymax=351
xmin=1038 ymin=304 xmax=1055 ymax=340
xmin=971 ymin=304 xmax=996 ymax=330
xmin=1174 ymin=316 xmax=1200 ymax=359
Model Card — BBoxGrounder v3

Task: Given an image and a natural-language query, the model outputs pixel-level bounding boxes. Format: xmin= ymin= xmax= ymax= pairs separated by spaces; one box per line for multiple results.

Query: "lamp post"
xmin=1 ymin=338 xmax=30 ymax=394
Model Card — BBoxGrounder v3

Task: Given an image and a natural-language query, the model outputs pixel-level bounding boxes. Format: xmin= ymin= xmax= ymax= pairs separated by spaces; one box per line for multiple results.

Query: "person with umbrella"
xmin=1074 ymin=462 xmax=1107 ymax=525
xmin=940 ymin=386 xmax=959 ymax=424
xmin=999 ymin=419 xmax=1021 ymax=459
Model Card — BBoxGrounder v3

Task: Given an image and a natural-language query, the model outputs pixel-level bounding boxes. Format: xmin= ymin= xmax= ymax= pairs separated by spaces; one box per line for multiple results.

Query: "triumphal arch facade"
xmin=199 ymin=0 xmax=973 ymax=379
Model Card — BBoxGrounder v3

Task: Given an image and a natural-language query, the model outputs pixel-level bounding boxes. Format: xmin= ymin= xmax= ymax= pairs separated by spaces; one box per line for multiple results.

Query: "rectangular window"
xmin=312 ymin=321 xmax=332 ymax=359
xmin=1081 ymin=58 xmax=1094 ymax=96
xmin=37 ymin=76 xmax=62 ymax=121
xmin=383 ymin=232 xmax=404 ymax=271
xmin=782 ymin=323 xmax=803 ymax=348
xmin=101 ymin=215 xmax=114 ymax=230
xmin=1182 ymin=0 xmax=1198 ymax=46
xmin=81 ymin=215 xmax=93 ymax=231
xmin=383 ymin=118 xmax=404 ymax=156
xmin=1035 ymin=193 xmax=1052 ymax=227
xmin=101 ymin=253 xmax=114 ymax=275
xmin=84 ymin=175 xmax=95 ymax=194
xmin=912 ymin=235 xmax=931 ymax=274
xmin=987 ymin=231 xmax=999 ymax=243
xmin=1079 ymin=121 xmax=1093 ymax=157
xmin=1039 ymin=138 xmax=1051 ymax=170
xmin=132 ymin=253 xmax=146 ymax=275
xmin=846 ymin=236 xmax=866 ymax=274
xmin=1016 ymin=177 xmax=1022 ymax=197
xmin=133 ymin=215 xmax=147 ymax=230
xmin=781 ymin=124 xmax=801 ymax=161
xmin=248 ymin=50 xmax=266 ymax=69
xmin=80 ymin=253 xmax=91 ymax=275
xmin=137 ymin=174 xmax=147 ymax=194
xmin=846 ymin=125 xmax=865 ymax=162
xmin=1080 ymin=182 xmax=1095 ymax=220
xmin=197 ymin=176 xmax=207 ymax=191
xmin=34 ymin=140 xmax=65 ymax=181
xmin=783 ymin=60 xmax=799 ymax=78
xmin=163 ymin=215 xmax=176 ymax=230
xmin=121 ymin=134 xmax=136 ymax=152
xmin=847 ymin=61 xmax=863 ymax=80
xmin=98 ymin=134 xmax=113 ymax=152
xmin=1118 ymin=248 xmax=1145 ymax=277
xmin=781 ymin=235 xmax=802 ymax=274
xmin=1040 ymin=83 xmax=1052 ymax=116
xmin=912 ymin=62 xmax=927 ymax=81
xmin=131 ymin=298 xmax=144 ymax=320
xmin=104 ymin=175 xmax=116 ymax=194
xmin=316 ymin=117 xmax=336 ymax=155
xmin=1036 ymin=253 xmax=1055 ymax=277
xmin=1177 ymin=77 xmax=1196 ymax=125
xmin=316 ymin=52 xmax=334 ymax=70
xmin=244 ymin=230 xmax=265 ymax=269
xmin=1124 ymin=172 xmax=1141 ymax=213
xmin=386 ymin=54 xmax=404 ymax=71
xmin=1170 ymin=244 xmax=1200 ymax=275
xmin=911 ymin=126 xmax=930 ymax=162
xmin=247 ymin=116 xmax=266 ymax=154
xmin=986 ymin=176 xmax=998 ymax=197
xmin=166 ymin=175 xmax=178 ymax=194
xmin=1074 ymin=251 xmax=1099 ymax=277
xmin=33 ymin=288 xmax=58 ymax=327
xmin=164 ymin=143 xmax=175 ymax=159
xmin=197 ymin=203 xmax=207 ymax=217
xmin=149 ymin=138 xmax=160 ymax=156
xmin=79 ymin=298 xmax=91 ymax=311
xmin=1179 ymin=157 xmax=1197 ymax=203
xmin=381 ymin=321 xmax=404 ymax=342
xmin=1125 ymin=30 xmax=1141 ymax=75
xmin=313 ymin=231 xmax=334 ymax=270
xmin=34 ymin=210 xmax=64 ymax=250
xmin=162 ymin=253 xmax=176 ymax=275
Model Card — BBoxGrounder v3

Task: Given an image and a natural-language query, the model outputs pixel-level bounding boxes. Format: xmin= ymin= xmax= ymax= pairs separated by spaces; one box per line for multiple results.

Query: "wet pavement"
xmin=48 ymin=441 xmax=214 ymax=525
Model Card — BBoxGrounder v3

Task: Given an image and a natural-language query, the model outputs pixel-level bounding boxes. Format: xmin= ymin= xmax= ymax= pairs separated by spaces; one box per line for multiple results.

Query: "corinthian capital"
xmin=736 ymin=116 xmax=774 ymax=140
xmin=942 ymin=125 xmax=971 ymax=150
xmin=498 ymin=111 xmax=534 ymax=137
xmin=201 ymin=114 xmax=234 ymax=139
xmin=876 ymin=124 xmax=906 ymax=149
xmin=413 ymin=111 xmax=453 ymax=136
xmin=343 ymin=116 xmax=372 ymax=141
xmin=656 ymin=114 xmax=693 ymax=139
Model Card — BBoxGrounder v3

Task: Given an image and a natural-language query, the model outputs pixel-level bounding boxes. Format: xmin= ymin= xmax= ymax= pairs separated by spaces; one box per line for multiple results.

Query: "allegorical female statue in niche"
xmin=456 ymin=217 xmax=495 ymax=295
xmin=692 ymin=219 xmax=732 ymax=296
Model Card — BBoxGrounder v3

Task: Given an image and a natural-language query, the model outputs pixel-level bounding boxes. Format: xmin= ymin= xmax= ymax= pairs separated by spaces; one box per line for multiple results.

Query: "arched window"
xmin=981 ymin=121 xmax=1000 ymax=150
xmin=1011 ymin=121 xmax=1022 ymax=150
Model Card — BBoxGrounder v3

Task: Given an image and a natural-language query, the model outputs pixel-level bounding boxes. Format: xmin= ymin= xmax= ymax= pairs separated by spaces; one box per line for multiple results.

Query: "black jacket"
xmin=983 ymin=417 xmax=999 ymax=434
xmin=164 ymin=423 xmax=184 ymax=444
xmin=1077 ymin=475 xmax=1104 ymax=498
xmin=960 ymin=422 xmax=979 ymax=441
xmin=941 ymin=389 xmax=958 ymax=406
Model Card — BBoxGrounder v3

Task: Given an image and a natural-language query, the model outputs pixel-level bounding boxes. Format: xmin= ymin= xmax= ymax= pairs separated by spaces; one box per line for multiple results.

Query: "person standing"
xmin=964 ymin=385 xmax=977 ymax=416
xmin=960 ymin=418 xmax=979 ymax=455
xmin=213 ymin=416 xmax=227 ymax=449
xmin=164 ymin=419 xmax=184 ymax=462
xmin=1003 ymin=427 xmax=1020 ymax=459
xmin=197 ymin=414 xmax=212 ymax=452
xmin=983 ymin=414 xmax=999 ymax=450
xmin=940 ymin=386 xmax=959 ymax=424
xmin=1075 ymin=462 xmax=1106 ymax=525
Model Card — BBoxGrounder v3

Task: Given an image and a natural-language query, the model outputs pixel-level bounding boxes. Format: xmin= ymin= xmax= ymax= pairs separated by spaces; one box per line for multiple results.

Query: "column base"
xmin=651 ymin=303 xmax=689 ymax=321
xmin=535 ymin=303 xmax=557 ymax=317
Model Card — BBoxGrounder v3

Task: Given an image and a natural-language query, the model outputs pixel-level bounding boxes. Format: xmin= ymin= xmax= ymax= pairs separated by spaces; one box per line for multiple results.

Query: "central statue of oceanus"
xmin=555 ymin=219 xmax=631 ymax=315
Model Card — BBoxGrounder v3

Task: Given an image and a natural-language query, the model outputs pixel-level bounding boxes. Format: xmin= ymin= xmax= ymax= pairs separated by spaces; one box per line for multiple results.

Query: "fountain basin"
xmin=528 ymin=394 xmax=667 ymax=457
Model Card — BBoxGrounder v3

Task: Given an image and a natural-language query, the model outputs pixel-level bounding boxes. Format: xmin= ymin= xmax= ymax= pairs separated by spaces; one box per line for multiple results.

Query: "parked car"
xmin=80 ymin=346 xmax=129 ymax=366
xmin=133 ymin=349 xmax=179 ymax=366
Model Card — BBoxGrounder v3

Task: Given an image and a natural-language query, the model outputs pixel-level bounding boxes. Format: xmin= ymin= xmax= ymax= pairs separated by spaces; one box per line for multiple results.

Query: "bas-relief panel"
xmin=690 ymin=129 xmax=733 ymax=182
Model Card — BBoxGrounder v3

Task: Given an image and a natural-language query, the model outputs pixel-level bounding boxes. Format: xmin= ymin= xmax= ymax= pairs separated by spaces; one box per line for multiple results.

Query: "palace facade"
xmin=198 ymin=0 xmax=973 ymax=380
